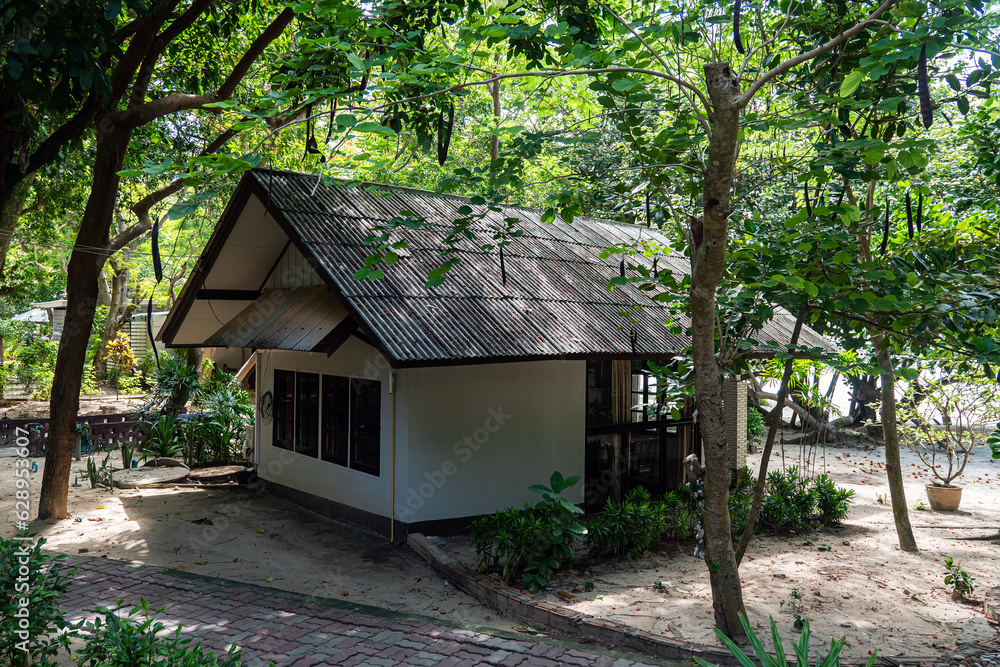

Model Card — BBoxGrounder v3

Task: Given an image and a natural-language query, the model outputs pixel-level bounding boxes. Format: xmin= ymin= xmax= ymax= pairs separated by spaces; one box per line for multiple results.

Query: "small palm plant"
xmin=694 ymin=614 xmax=876 ymax=667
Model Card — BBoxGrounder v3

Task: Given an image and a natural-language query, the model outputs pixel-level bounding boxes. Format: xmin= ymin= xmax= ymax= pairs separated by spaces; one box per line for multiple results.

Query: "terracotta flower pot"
xmin=925 ymin=484 xmax=963 ymax=511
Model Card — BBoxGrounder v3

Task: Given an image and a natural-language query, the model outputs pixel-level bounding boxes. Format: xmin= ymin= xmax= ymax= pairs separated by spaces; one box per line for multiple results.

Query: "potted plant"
xmin=899 ymin=364 xmax=999 ymax=511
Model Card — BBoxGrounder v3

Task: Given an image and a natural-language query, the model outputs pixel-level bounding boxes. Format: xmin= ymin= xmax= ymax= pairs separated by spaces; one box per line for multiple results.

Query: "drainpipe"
xmin=390 ymin=371 xmax=396 ymax=543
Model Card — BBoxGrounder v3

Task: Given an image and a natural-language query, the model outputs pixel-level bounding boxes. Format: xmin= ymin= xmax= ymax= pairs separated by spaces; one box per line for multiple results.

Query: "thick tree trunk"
xmin=693 ymin=62 xmax=746 ymax=638
xmin=874 ymin=339 xmax=918 ymax=552
xmin=38 ymin=125 xmax=132 ymax=520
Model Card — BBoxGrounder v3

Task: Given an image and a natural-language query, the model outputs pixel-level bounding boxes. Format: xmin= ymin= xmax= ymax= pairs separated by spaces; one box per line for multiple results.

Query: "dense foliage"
xmin=469 ymin=471 xmax=587 ymax=592
xmin=0 ymin=536 xmax=76 ymax=666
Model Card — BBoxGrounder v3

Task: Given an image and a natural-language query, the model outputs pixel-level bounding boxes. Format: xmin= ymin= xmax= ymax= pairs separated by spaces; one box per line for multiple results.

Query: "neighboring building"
xmin=30 ymin=299 xmax=169 ymax=356
xmin=159 ymin=169 xmax=836 ymax=539
xmin=31 ymin=299 xmax=67 ymax=340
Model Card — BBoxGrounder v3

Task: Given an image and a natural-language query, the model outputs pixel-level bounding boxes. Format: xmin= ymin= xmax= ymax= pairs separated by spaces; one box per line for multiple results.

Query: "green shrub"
xmin=587 ymin=487 xmax=666 ymax=559
xmin=811 ymin=474 xmax=854 ymax=524
xmin=660 ymin=489 xmax=697 ymax=540
xmin=747 ymin=406 xmax=766 ymax=443
xmin=142 ymin=413 xmax=184 ymax=459
xmin=585 ymin=487 xmax=698 ymax=560
xmin=1 ymin=536 xmax=77 ymax=666
xmin=74 ymin=597 xmax=242 ymax=666
xmin=6 ymin=335 xmax=58 ymax=399
xmin=758 ymin=467 xmax=816 ymax=533
xmin=732 ymin=468 xmax=854 ymax=534
xmin=470 ymin=471 xmax=587 ymax=592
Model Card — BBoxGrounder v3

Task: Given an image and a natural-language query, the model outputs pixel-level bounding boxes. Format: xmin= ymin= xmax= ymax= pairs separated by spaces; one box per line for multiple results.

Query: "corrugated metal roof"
xmin=204 ymin=286 xmax=348 ymax=351
xmin=248 ymin=169 xmax=836 ymax=364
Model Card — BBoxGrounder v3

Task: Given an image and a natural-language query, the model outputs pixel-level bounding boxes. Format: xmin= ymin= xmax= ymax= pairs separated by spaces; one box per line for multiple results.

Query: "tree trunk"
xmin=166 ymin=346 xmax=204 ymax=416
xmin=736 ymin=305 xmax=805 ymax=563
xmin=92 ymin=258 xmax=130 ymax=381
xmin=0 ymin=174 xmax=35 ymax=281
xmin=874 ymin=339 xmax=918 ymax=552
xmin=693 ymin=62 xmax=747 ymax=638
xmin=38 ymin=124 xmax=133 ymax=520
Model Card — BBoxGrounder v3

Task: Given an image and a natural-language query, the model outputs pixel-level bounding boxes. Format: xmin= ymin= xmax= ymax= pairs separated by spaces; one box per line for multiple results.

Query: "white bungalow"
xmin=159 ymin=169 xmax=834 ymax=540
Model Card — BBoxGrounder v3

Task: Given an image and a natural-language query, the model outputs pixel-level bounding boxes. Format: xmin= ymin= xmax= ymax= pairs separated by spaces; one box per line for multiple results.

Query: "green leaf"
xmin=840 ymin=70 xmax=864 ymax=97
xmin=335 ymin=114 xmax=357 ymax=127
xmin=355 ymin=121 xmax=395 ymax=136
xmin=611 ymin=78 xmax=636 ymax=92
xmin=957 ymin=96 xmax=970 ymax=115
xmin=346 ymin=53 xmax=366 ymax=72
xmin=104 ymin=0 xmax=122 ymax=19
xmin=550 ymin=470 xmax=565 ymax=491
xmin=946 ymin=74 xmax=961 ymax=91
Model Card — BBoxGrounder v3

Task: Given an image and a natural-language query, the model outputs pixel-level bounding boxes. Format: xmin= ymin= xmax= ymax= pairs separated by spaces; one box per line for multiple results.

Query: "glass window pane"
xmin=296 ymin=373 xmax=319 ymax=458
xmin=349 ymin=378 xmax=380 ymax=475
xmin=322 ymin=375 xmax=349 ymax=466
xmin=273 ymin=370 xmax=295 ymax=451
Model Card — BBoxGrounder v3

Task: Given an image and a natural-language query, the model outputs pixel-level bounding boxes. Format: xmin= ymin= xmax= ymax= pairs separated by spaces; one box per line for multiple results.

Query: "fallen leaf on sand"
xmin=255 ymin=528 xmax=265 ymax=533
xmin=341 ymin=591 xmax=349 ymax=596
xmin=195 ymin=561 xmax=207 ymax=565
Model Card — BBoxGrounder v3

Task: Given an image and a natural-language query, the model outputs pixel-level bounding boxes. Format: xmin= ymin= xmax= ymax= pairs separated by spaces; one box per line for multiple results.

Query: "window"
xmin=350 ymin=378 xmax=381 ymax=475
xmin=631 ymin=361 xmax=659 ymax=422
xmin=272 ymin=368 xmax=381 ymax=476
xmin=322 ymin=375 xmax=349 ymax=465
xmin=296 ymin=373 xmax=319 ymax=457
xmin=273 ymin=370 xmax=295 ymax=450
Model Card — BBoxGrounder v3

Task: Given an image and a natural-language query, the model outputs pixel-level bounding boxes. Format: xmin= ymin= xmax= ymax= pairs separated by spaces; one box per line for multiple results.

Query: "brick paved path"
xmin=60 ymin=556 xmax=674 ymax=667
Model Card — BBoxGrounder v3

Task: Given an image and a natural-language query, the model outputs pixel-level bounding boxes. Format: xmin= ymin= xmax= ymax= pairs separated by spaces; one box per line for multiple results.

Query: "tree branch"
xmin=737 ymin=0 xmax=897 ymax=107
xmin=129 ymin=0 xmax=216 ymax=108
xmin=592 ymin=0 xmax=713 ymax=134
xmin=121 ymin=7 xmax=295 ymax=129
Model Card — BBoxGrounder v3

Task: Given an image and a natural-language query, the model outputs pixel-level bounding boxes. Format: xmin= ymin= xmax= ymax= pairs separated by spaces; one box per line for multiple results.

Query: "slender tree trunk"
xmin=92 ymin=258 xmax=130 ymax=381
xmin=874 ymin=338 xmax=918 ymax=552
xmin=165 ymin=346 xmax=204 ymax=416
xmin=693 ymin=62 xmax=746 ymax=638
xmin=736 ymin=305 xmax=805 ymax=563
xmin=38 ymin=124 xmax=133 ymax=520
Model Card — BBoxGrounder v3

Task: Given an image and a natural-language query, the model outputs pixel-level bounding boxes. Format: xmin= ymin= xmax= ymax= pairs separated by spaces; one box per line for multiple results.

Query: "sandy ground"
xmin=1 ymin=393 xmax=147 ymax=419
xmin=2 ymin=431 xmax=997 ymax=663
xmin=0 ymin=455 xmax=517 ymax=633
xmin=437 ymin=434 xmax=1000 ymax=663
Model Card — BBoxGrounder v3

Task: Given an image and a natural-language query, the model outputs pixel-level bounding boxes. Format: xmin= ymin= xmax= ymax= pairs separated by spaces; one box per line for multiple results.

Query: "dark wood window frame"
xmin=272 ymin=368 xmax=381 ymax=476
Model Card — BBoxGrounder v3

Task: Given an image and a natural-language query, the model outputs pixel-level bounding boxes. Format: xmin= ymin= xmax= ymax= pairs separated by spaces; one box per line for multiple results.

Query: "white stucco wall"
xmin=394 ymin=360 xmax=586 ymax=524
xmin=256 ymin=345 xmax=585 ymax=529
xmin=255 ymin=339 xmax=401 ymax=521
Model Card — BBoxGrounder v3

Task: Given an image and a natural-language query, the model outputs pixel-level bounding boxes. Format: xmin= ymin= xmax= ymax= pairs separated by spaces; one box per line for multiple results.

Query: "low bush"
xmin=730 ymin=467 xmax=854 ymax=534
xmin=75 ymin=597 xmax=242 ymax=666
xmin=586 ymin=487 xmax=698 ymax=559
xmin=587 ymin=487 xmax=665 ymax=559
xmin=758 ymin=467 xmax=816 ymax=533
xmin=811 ymin=474 xmax=855 ymax=524
xmin=0 ymin=535 xmax=77 ymax=666
xmin=470 ymin=471 xmax=587 ymax=592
